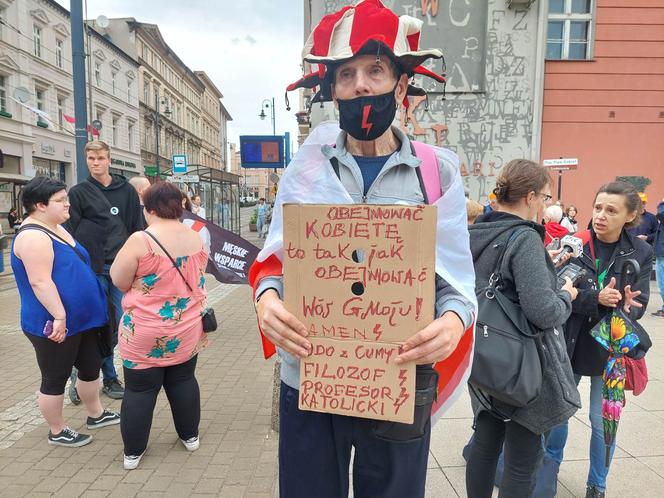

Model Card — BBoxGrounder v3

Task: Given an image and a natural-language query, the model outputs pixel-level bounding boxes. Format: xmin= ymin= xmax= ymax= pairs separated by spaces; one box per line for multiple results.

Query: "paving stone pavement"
xmin=0 ymin=208 xmax=663 ymax=496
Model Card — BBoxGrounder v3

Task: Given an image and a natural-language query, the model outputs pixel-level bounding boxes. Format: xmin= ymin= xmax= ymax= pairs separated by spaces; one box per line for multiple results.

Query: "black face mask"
xmin=337 ymin=83 xmax=398 ymax=141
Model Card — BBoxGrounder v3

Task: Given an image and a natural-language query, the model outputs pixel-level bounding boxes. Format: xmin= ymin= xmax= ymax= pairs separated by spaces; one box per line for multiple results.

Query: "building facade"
xmin=101 ymin=19 xmax=201 ymax=175
xmin=195 ymin=70 xmax=231 ymax=171
xmin=540 ymin=0 xmax=664 ymax=225
xmin=0 ymin=0 xmax=139 ymax=219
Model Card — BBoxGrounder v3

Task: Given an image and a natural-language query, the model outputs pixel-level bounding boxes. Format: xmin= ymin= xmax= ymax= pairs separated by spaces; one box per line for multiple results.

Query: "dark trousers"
xmin=466 ymin=411 xmax=543 ymax=498
xmin=26 ymin=330 xmax=101 ymax=395
xmin=120 ymin=355 xmax=200 ymax=456
xmin=279 ymin=382 xmax=431 ymax=498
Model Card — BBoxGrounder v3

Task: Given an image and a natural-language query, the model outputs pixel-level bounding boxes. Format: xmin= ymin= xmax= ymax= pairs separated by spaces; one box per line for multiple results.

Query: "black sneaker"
xmin=585 ymin=486 xmax=605 ymax=498
xmin=102 ymin=378 xmax=125 ymax=399
xmin=87 ymin=409 xmax=120 ymax=429
xmin=48 ymin=427 xmax=92 ymax=447
xmin=68 ymin=369 xmax=81 ymax=405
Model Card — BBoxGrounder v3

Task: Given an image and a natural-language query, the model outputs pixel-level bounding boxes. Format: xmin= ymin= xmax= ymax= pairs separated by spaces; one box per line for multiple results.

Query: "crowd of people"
xmin=4 ymin=1 xmax=663 ymax=497
xmin=10 ymin=141 xmax=210 ymax=470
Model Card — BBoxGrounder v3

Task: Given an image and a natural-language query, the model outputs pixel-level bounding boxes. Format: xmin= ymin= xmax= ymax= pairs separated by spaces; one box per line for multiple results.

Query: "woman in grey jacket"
xmin=465 ymin=160 xmax=582 ymax=498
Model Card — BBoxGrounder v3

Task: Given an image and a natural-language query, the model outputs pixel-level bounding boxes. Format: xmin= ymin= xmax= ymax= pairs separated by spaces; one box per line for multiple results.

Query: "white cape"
xmin=258 ymin=121 xmax=477 ymax=419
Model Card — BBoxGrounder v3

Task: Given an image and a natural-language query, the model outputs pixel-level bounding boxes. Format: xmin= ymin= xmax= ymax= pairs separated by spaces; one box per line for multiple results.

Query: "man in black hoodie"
xmin=65 ymin=141 xmax=143 ymax=401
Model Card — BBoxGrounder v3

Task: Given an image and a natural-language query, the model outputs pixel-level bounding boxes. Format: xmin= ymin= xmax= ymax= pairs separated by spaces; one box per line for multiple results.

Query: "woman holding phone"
xmin=11 ymin=177 xmax=119 ymax=448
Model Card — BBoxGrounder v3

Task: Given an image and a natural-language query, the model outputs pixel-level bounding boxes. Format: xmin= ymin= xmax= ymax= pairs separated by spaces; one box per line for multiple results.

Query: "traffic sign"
xmin=542 ymin=158 xmax=578 ymax=170
xmin=172 ymin=154 xmax=187 ymax=174
xmin=167 ymin=174 xmax=199 ymax=183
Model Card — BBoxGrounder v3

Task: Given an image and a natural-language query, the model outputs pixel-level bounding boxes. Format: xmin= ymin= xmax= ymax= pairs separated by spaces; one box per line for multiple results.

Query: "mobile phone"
xmin=557 ymin=262 xmax=587 ymax=289
xmin=43 ymin=320 xmax=53 ymax=337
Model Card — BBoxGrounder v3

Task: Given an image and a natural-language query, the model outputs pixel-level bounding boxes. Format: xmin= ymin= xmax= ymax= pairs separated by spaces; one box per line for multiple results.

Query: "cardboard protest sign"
xmin=181 ymin=211 xmax=260 ymax=284
xmin=283 ymin=204 xmax=436 ymax=423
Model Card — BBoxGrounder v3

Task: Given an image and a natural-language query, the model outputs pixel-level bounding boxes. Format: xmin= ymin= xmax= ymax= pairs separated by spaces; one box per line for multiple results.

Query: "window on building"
xmin=35 ymin=88 xmax=45 ymax=124
xmin=128 ymin=121 xmax=135 ymax=150
xmin=94 ymin=62 xmax=101 ymax=86
xmin=547 ymin=0 xmax=593 ymax=60
xmin=143 ymin=80 xmax=150 ymax=103
xmin=112 ymin=116 xmax=119 ymax=145
xmin=127 ymin=79 xmax=132 ymax=103
xmin=0 ymin=75 xmax=6 ymax=112
xmin=55 ymin=39 xmax=64 ymax=68
xmin=112 ymin=71 xmax=117 ymax=95
xmin=33 ymin=24 xmax=42 ymax=57
xmin=57 ymin=95 xmax=65 ymax=127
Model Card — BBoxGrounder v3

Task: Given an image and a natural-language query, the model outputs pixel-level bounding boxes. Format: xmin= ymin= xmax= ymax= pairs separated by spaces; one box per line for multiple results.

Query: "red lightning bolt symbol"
xmin=393 ymin=369 xmax=410 ymax=414
xmin=361 ymin=104 xmax=373 ymax=137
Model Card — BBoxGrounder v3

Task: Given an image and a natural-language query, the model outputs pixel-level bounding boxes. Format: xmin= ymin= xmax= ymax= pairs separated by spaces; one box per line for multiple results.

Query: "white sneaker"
xmin=123 ymin=451 xmax=144 ymax=470
xmin=180 ymin=436 xmax=199 ymax=451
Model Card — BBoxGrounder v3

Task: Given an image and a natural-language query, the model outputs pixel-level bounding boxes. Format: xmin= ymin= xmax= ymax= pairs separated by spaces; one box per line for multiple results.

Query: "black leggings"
xmin=25 ymin=330 xmax=101 ymax=395
xmin=466 ymin=411 xmax=543 ymax=498
xmin=121 ymin=355 xmax=200 ymax=456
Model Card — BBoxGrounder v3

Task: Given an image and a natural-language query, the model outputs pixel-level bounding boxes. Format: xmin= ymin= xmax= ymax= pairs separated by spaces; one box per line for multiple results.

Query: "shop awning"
xmin=0 ymin=172 xmax=33 ymax=184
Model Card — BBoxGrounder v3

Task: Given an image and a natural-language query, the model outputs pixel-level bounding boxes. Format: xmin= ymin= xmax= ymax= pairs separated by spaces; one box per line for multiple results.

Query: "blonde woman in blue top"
xmin=11 ymin=177 xmax=120 ymax=447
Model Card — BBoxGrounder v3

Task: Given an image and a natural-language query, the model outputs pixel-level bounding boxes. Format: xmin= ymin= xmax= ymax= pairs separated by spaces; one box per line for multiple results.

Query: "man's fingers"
xmin=606 ymin=277 xmax=617 ymax=289
xmin=263 ymin=322 xmax=311 ymax=357
xmin=402 ymin=325 xmax=437 ymax=351
xmin=275 ymin=307 xmax=308 ymax=337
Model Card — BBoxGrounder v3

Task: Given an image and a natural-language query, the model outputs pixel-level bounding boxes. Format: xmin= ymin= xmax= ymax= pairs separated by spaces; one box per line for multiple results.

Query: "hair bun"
xmin=493 ymin=184 xmax=508 ymax=198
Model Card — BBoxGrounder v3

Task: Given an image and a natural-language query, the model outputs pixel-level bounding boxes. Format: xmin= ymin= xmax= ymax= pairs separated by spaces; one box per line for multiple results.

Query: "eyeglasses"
xmin=537 ymin=193 xmax=553 ymax=202
xmin=50 ymin=196 xmax=70 ymax=204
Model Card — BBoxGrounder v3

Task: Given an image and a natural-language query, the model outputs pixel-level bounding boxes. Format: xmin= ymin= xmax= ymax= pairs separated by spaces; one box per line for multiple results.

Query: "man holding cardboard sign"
xmin=249 ymin=1 xmax=477 ymax=497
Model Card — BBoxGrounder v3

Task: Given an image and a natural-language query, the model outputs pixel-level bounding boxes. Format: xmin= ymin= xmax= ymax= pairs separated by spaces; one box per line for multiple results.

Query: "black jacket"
xmin=65 ymin=174 xmax=142 ymax=273
xmin=565 ymin=229 xmax=652 ymax=376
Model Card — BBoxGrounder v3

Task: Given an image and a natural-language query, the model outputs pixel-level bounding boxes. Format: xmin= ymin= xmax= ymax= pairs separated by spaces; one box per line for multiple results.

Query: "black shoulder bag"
xmin=143 ymin=231 xmax=217 ymax=333
xmin=19 ymin=224 xmax=113 ymax=356
xmin=469 ymin=228 xmax=545 ymax=408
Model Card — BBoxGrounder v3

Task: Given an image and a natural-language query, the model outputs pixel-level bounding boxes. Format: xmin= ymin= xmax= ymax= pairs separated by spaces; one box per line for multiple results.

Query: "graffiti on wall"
xmin=315 ymin=1 xmax=538 ymax=202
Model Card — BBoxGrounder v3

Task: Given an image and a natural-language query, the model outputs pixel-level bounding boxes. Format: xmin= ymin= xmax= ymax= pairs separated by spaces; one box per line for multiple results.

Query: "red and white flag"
xmin=63 ymin=114 xmax=100 ymax=137
xmin=248 ymin=121 xmax=477 ymax=422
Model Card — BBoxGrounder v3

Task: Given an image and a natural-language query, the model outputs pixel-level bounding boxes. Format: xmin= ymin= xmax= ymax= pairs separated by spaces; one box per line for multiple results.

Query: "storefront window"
xmin=33 ymin=158 xmax=66 ymax=183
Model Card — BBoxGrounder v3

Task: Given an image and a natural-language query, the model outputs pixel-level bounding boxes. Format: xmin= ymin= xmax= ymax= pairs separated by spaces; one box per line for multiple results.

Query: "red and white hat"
xmin=287 ymin=0 xmax=446 ymax=105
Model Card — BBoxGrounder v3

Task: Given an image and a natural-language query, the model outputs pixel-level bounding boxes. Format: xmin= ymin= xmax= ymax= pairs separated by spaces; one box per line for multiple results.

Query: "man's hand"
xmin=255 ymin=290 xmax=311 ymax=358
xmin=394 ymin=311 xmax=465 ymax=365
xmin=598 ymin=277 xmax=622 ymax=307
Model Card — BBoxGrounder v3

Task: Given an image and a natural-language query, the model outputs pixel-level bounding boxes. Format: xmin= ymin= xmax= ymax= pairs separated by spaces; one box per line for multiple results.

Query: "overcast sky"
xmin=55 ymin=0 xmax=304 ymax=154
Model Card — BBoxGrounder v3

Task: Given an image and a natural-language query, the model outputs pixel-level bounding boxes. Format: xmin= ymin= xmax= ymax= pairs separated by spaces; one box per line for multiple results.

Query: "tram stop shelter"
xmin=150 ymin=164 xmax=241 ymax=235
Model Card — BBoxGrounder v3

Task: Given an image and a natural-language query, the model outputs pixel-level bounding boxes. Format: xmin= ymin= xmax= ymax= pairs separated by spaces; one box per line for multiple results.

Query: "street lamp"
xmin=154 ymin=94 xmax=172 ymax=177
xmin=259 ymin=98 xmax=278 ymax=191
xmin=259 ymin=97 xmax=276 ymax=136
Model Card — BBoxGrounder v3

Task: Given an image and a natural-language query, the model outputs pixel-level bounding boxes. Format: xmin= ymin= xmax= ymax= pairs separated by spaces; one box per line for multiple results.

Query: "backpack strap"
xmin=411 ymin=140 xmax=442 ymax=204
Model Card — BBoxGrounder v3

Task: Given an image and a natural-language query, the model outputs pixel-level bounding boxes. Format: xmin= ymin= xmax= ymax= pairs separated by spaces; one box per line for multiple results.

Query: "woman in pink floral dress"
xmin=111 ymin=182 xmax=208 ymax=470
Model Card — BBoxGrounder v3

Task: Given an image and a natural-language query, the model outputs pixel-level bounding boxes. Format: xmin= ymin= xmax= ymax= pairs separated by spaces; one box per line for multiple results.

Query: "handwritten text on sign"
xmin=283 ymin=204 xmax=436 ymax=423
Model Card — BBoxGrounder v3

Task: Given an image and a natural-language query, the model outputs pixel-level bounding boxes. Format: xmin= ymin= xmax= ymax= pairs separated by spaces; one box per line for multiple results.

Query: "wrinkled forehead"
xmin=594 ymin=192 xmax=629 ymax=209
